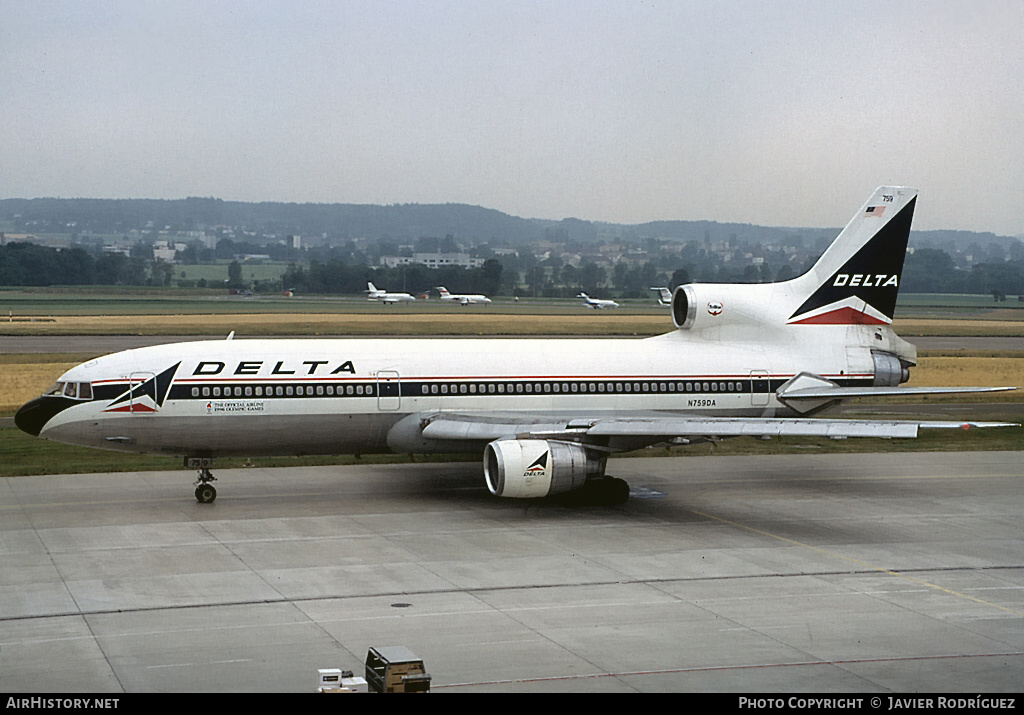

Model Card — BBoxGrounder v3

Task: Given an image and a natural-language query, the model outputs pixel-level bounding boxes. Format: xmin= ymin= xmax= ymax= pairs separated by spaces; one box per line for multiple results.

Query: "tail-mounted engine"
xmin=671 ymin=285 xmax=698 ymax=329
xmin=483 ymin=439 xmax=605 ymax=498
xmin=872 ymin=350 xmax=911 ymax=386
xmin=671 ymin=283 xmax=776 ymax=332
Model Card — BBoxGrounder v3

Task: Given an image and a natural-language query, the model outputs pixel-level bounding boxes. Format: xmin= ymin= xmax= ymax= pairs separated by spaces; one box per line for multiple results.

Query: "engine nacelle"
xmin=872 ymin=350 xmax=911 ymax=385
xmin=483 ymin=439 xmax=602 ymax=498
xmin=671 ymin=282 xmax=778 ymax=332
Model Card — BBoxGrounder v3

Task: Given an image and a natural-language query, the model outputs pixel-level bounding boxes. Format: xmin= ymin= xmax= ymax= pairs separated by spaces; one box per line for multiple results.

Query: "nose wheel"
xmin=193 ymin=467 xmax=217 ymax=503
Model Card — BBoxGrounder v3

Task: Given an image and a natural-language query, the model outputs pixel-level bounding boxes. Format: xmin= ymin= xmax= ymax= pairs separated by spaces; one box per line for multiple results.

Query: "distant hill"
xmin=0 ymin=197 xmax=1018 ymax=251
xmin=0 ymin=197 xmax=551 ymax=244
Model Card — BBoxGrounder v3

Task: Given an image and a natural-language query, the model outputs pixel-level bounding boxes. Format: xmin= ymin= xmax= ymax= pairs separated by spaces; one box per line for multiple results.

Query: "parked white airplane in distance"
xmin=16 ymin=187 xmax=1018 ymax=505
xmin=650 ymin=287 xmax=672 ymax=306
xmin=437 ymin=287 xmax=491 ymax=305
xmin=578 ymin=292 xmax=620 ymax=309
xmin=365 ymin=282 xmax=416 ymax=303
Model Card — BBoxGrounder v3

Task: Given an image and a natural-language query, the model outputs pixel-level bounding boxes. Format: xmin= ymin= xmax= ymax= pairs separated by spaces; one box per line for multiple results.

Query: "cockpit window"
xmin=44 ymin=381 xmax=92 ymax=399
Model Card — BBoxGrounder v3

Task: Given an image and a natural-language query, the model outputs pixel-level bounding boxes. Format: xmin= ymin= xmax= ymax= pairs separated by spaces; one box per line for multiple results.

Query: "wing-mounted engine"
xmin=483 ymin=439 xmax=605 ymax=498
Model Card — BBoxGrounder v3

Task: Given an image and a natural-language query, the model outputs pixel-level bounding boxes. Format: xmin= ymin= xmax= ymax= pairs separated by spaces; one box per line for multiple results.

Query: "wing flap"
xmin=420 ymin=415 xmax=586 ymax=441
xmin=418 ymin=413 xmax=1019 ymax=445
xmin=585 ymin=418 xmax=921 ymax=439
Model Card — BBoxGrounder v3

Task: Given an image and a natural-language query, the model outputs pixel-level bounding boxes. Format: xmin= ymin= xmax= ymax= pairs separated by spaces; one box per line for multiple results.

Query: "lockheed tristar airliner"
xmin=15 ymin=187 xmax=1017 ymax=504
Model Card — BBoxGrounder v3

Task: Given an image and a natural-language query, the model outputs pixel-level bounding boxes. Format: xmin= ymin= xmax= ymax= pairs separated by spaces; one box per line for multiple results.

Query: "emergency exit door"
xmin=750 ymin=370 xmax=770 ymax=407
xmin=376 ymin=371 xmax=401 ymax=411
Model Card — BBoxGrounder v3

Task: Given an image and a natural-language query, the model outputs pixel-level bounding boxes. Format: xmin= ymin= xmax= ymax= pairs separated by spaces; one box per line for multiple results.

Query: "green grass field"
xmin=896 ymin=293 xmax=1024 ymax=307
xmin=1 ymin=286 xmax=1022 ymax=339
xmin=1 ymin=287 xmax=1021 ymax=316
xmin=0 ymin=289 xmax=666 ymax=318
xmin=173 ymin=261 xmax=291 ymax=284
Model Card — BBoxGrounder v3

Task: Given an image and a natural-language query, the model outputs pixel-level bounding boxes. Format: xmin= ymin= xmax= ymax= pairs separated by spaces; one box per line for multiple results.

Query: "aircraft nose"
xmin=15 ymin=397 xmax=48 ymax=437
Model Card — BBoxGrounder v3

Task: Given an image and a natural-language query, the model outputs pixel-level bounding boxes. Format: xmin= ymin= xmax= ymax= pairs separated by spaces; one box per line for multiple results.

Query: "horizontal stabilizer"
xmin=917 ymin=421 xmax=1021 ymax=430
xmin=780 ymin=385 xmax=1018 ymax=400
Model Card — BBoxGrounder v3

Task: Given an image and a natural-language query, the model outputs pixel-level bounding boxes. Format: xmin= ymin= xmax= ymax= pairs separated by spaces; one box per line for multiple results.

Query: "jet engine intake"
xmin=671 ymin=285 xmax=697 ymax=329
xmin=483 ymin=439 xmax=602 ymax=498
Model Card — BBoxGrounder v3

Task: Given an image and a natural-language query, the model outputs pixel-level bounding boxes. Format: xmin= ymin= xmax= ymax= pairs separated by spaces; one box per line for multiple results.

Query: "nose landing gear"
xmin=186 ymin=457 xmax=217 ymax=503
xmin=194 ymin=471 xmax=217 ymax=503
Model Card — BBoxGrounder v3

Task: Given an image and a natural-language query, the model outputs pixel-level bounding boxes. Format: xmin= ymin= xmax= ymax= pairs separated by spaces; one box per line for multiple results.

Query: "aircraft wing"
xmin=417 ymin=411 xmax=1018 ymax=446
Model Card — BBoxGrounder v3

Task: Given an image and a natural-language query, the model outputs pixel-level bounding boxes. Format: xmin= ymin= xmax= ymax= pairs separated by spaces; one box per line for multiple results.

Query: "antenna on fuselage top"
xmin=226 ymin=331 xmax=234 ymax=341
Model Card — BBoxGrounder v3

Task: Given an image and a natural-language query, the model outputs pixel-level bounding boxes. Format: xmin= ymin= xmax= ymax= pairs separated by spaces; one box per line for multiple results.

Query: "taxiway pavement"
xmin=1 ymin=452 xmax=1022 ymax=693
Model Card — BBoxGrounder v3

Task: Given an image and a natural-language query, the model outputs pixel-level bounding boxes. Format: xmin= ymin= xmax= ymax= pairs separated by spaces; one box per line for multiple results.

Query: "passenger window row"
xmin=185 ymin=379 xmax=750 ymax=400
xmin=419 ymin=380 xmax=744 ymax=395
xmin=190 ymin=384 xmax=375 ymax=398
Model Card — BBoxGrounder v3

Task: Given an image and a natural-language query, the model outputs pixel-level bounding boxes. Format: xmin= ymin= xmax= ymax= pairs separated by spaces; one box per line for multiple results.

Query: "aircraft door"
xmin=750 ymin=370 xmax=770 ymax=407
xmin=376 ymin=370 xmax=401 ymax=411
xmin=128 ymin=371 xmax=158 ymax=413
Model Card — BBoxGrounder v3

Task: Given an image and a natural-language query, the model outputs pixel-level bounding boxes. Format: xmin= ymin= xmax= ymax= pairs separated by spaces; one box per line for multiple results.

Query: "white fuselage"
xmin=35 ymin=324 xmax=887 ymax=458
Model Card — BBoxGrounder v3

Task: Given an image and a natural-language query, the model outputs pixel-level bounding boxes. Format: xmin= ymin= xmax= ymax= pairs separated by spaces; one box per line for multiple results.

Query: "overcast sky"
xmin=2 ymin=0 xmax=1022 ymax=235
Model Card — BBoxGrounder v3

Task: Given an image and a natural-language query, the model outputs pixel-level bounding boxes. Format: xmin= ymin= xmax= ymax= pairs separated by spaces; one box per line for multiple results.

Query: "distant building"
xmin=153 ymin=240 xmax=188 ymax=263
xmin=379 ymin=253 xmax=485 ymax=269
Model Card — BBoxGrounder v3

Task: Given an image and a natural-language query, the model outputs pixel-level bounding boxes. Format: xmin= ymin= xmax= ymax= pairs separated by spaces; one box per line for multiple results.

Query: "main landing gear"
xmin=186 ymin=457 xmax=217 ymax=503
xmin=557 ymin=477 xmax=631 ymax=507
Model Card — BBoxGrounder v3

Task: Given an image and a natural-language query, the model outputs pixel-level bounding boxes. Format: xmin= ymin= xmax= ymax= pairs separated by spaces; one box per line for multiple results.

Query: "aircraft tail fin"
xmin=786 ymin=186 xmax=917 ymax=325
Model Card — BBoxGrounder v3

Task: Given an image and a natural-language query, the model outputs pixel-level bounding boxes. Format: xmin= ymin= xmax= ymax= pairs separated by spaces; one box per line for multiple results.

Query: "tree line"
xmin=1 ymin=240 xmax=1023 ymax=298
xmin=0 ymin=242 xmax=164 ymax=286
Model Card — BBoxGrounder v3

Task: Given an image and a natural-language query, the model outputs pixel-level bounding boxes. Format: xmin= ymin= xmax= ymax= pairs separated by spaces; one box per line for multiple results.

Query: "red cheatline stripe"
xmin=106 ymin=373 xmax=872 ymax=385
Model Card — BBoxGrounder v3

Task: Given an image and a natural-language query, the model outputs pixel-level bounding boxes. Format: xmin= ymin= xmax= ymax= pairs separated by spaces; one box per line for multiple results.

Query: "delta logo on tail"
xmin=103 ymin=363 xmax=180 ymax=413
xmin=788 ymin=196 xmax=916 ymax=326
